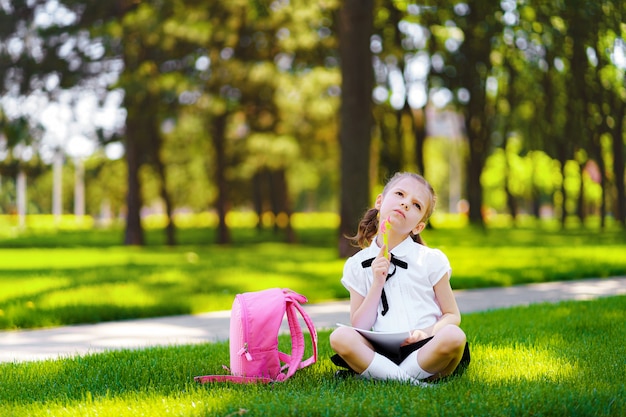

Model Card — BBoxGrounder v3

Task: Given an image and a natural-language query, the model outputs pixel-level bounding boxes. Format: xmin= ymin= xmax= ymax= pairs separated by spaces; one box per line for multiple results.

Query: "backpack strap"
xmin=291 ymin=298 xmax=318 ymax=369
xmin=194 ymin=375 xmax=272 ymax=384
xmin=275 ymin=289 xmax=318 ymax=381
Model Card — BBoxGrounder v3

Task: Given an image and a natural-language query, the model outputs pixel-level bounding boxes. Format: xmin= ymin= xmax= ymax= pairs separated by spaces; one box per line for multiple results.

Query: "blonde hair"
xmin=350 ymin=172 xmax=436 ymax=248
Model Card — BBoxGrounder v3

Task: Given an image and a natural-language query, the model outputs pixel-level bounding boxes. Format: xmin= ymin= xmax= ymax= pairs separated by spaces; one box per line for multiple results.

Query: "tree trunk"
xmin=466 ymin=138 xmax=485 ymax=226
xmin=124 ymin=128 xmax=144 ymax=245
xmin=610 ymin=100 xmax=625 ymax=227
xmin=378 ymin=109 xmax=401 ymax=180
xmin=412 ymin=107 xmax=426 ymax=176
xmin=531 ymin=186 xmax=541 ymax=220
xmin=272 ymin=169 xmax=296 ymax=243
xmin=212 ymin=113 xmax=231 ymax=245
xmin=464 ymin=99 xmax=490 ymax=226
xmin=338 ymin=0 xmax=374 ymax=257
xmin=557 ymin=148 xmax=568 ymax=229
xmin=252 ymin=171 xmax=264 ymax=230
xmin=143 ymin=102 xmax=177 ymax=246
xmin=269 ymin=169 xmax=280 ymax=233
xmin=74 ymin=157 xmax=85 ymax=220
xmin=576 ymin=161 xmax=586 ymax=225
xmin=17 ymin=169 xmax=26 ymax=229
xmin=457 ymin=1 xmax=497 ymax=228
xmin=505 ymin=183 xmax=518 ymax=224
xmin=155 ymin=155 xmax=176 ymax=246
xmin=592 ymin=143 xmax=608 ymax=230
xmin=53 ymin=151 xmax=63 ymax=225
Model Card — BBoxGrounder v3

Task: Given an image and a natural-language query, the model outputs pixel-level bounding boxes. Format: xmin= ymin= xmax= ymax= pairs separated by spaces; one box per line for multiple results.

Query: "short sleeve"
xmin=340 ymin=255 xmax=369 ymax=297
xmin=428 ymin=248 xmax=452 ymax=286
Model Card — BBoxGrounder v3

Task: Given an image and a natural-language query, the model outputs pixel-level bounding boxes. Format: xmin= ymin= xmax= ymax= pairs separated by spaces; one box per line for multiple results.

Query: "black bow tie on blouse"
xmin=361 ymin=254 xmax=408 ymax=316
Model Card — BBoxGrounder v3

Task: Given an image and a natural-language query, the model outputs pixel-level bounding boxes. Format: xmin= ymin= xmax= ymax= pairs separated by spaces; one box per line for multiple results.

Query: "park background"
xmin=0 ymin=1 xmax=625 ymax=416
xmin=0 ymin=0 xmax=624 ymax=252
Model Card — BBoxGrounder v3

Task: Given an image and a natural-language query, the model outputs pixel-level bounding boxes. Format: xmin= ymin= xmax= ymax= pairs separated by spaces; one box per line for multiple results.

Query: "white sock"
xmin=360 ymin=353 xmax=415 ymax=382
xmin=399 ymin=350 xmax=435 ymax=380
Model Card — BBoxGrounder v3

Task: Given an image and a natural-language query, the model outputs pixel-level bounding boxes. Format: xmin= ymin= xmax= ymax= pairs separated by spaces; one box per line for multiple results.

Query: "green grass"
xmin=0 ymin=296 xmax=624 ymax=416
xmin=1 ymin=223 xmax=625 ymax=330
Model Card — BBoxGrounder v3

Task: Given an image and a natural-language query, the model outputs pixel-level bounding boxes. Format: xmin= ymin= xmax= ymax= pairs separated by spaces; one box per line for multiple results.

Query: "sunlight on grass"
xmin=446 ymin=244 xmax=626 ymax=288
xmin=2 ymin=389 xmax=239 ymax=417
xmin=471 ymin=344 xmax=577 ymax=384
xmin=0 ymin=277 xmax=71 ymax=302
xmin=39 ymin=283 xmax=160 ymax=309
xmin=0 ymin=248 xmax=181 ymax=269
xmin=143 ymin=269 xmax=190 ymax=286
xmin=227 ymin=272 xmax=299 ymax=292
xmin=274 ymin=260 xmax=345 ymax=276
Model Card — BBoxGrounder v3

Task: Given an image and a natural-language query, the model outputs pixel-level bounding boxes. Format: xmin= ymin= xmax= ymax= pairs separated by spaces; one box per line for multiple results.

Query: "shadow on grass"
xmin=0 ymin=264 xmax=222 ymax=329
xmin=1 ymin=225 xmax=625 ymax=330
xmin=0 ymin=245 xmax=346 ymax=330
xmin=0 ymin=226 xmax=338 ymax=249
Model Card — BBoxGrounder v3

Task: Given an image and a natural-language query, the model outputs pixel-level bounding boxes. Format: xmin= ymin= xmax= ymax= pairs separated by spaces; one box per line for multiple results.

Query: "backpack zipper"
xmin=236 ymin=295 xmax=253 ymax=361
xmin=238 ymin=343 xmax=253 ymax=361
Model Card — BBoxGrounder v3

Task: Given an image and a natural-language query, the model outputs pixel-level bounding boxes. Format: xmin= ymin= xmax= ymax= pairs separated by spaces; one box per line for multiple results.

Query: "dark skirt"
xmin=331 ymin=336 xmax=471 ymax=378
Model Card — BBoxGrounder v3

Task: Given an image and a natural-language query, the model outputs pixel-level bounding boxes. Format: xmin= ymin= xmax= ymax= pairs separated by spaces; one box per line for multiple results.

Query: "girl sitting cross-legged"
xmin=330 ymin=172 xmax=470 ymax=385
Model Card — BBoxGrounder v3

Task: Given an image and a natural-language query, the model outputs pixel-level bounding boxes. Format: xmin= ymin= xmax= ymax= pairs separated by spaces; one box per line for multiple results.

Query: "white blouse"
xmin=341 ymin=236 xmax=451 ymax=332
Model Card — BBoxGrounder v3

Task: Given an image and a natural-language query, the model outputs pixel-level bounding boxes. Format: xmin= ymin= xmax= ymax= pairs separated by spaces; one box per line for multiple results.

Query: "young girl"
xmin=330 ymin=172 xmax=469 ymax=384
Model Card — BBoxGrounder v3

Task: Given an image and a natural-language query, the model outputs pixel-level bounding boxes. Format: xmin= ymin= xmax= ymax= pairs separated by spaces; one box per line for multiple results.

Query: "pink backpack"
xmin=194 ymin=288 xmax=318 ymax=384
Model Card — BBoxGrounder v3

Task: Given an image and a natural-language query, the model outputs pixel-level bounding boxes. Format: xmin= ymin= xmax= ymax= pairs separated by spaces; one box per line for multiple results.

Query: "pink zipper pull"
xmin=238 ymin=343 xmax=253 ymax=361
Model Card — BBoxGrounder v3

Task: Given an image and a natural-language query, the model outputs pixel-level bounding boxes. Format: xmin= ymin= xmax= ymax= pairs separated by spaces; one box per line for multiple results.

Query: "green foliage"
xmin=0 ymin=221 xmax=625 ymax=330
xmin=2 ymin=0 xmax=625 ymax=231
xmin=0 ymin=296 xmax=624 ymax=416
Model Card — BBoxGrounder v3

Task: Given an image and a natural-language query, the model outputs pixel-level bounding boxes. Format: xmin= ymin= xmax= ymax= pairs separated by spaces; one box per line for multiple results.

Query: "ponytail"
xmin=348 ymin=208 xmax=380 ymax=249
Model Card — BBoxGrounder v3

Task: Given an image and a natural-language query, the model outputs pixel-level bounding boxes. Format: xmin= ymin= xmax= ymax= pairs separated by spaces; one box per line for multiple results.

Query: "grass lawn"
xmin=0 ymin=295 xmax=624 ymax=416
xmin=1 ymin=223 xmax=625 ymax=330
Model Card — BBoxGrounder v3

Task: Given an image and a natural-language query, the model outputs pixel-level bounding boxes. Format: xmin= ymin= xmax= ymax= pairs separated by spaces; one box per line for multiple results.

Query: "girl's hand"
xmin=402 ymin=329 xmax=429 ymax=346
xmin=371 ymin=244 xmax=390 ymax=287
xmin=348 ymin=244 xmax=389 ymax=330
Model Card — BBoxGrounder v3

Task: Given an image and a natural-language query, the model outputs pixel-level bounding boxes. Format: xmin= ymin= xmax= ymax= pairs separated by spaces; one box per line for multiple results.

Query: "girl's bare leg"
xmin=401 ymin=324 xmax=466 ymax=380
xmin=329 ymin=326 xmax=375 ymax=373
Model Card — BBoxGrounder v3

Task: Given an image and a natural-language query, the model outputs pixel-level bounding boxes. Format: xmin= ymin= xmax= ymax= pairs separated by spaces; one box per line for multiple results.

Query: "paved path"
xmin=1 ymin=276 xmax=624 ymax=363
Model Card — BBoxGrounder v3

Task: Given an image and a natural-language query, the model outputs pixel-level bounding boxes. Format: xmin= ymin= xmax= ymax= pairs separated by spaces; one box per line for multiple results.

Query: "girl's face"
xmin=375 ymin=176 xmax=431 ymax=236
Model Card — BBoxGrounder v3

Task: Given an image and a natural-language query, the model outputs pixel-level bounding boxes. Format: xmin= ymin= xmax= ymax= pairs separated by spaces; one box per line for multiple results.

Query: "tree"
xmin=589 ymin=0 xmax=625 ymax=227
xmin=450 ymin=2 xmax=502 ymax=226
xmin=4 ymin=0 xmax=624 ymax=239
xmin=338 ymin=0 xmax=375 ymax=257
xmin=104 ymin=1 xmax=205 ymax=245
xmin=81 ymin=0 xmax=218 ymax=245
xmin=188 ymin=0 xmax=340 ymax=244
